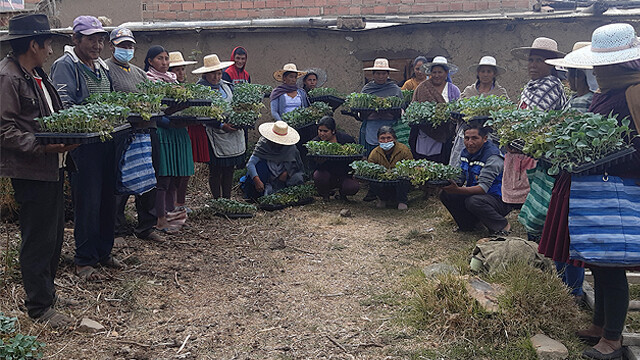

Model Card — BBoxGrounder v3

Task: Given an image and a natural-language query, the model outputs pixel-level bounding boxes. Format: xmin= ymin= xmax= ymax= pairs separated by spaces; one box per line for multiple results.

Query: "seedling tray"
xmin=259 ymin=197 xmax=314 ymax=211
xmin=161 ymin=98 xmax=212 ymax=107
xmin=509 ymin=139 xmax=525 ymax=152
xmin=341 ymin=107 xmax=402 ymax=121
xmin=354 ymin=175 xmax=402 ymax=185
xmin=127 ymin=113 xmax=163 ymax=124
xmin=425 ymin=179 xmax=464 ymax=187
xmin=309 ymin=95 xmax=345 ymax=111
xmin=215 ymin=212 xmax=255 ymax=219
xmin=539 ymin=147 xmax=636 ymax=176
xmin=168 ymin=115 xmax=220 ymax=124
xmin=35 ymin=123 xmax=132 ymax=145
xmin=307 ymin=154 xmax=365 ymax=162
xmin=450 ymin=111 xmax=491 ymax=124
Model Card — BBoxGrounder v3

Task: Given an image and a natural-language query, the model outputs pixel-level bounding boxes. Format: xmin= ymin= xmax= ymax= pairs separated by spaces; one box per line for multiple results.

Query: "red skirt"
xmin=187 ymin=125 xmax=210 ymax=163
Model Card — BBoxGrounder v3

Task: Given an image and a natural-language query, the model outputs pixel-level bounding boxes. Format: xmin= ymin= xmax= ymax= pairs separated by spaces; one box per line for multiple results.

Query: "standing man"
xmin=0 ymin=14 xmax=77 ymax=327
xmin=106 ymin=27 xmax=163 ymax=244
xmin=222 ymin=46 xmax=251 ymax=84
xmin=51 ymin=16 xmax=121 ymax=281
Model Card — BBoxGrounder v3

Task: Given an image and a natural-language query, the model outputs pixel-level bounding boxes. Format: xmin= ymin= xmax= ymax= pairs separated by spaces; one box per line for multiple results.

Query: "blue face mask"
xmin=379 ymin=141 xmax=394 ymax=151
xmin=114 ymin=47 xmax=134 ymax=63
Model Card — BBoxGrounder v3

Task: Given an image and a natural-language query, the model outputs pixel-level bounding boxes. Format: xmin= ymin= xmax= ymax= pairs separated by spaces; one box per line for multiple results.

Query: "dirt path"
xmin=0 ymin=192 xmax=496 ymax=359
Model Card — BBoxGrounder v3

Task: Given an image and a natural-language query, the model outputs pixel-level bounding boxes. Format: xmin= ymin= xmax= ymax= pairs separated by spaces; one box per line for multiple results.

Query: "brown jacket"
xmin=368 ymin=142 xmax=413 ymax=169
xmin=0 ymin=55 xmax=64 ymax=181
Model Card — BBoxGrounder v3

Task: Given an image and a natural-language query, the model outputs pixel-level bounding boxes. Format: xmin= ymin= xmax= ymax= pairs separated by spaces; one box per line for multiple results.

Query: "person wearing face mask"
xmin=440 ymin=122 xmax=511 ymax=234
xmin=242 ymin=121 xmax=304 ymax=200
xmin=104 ymin=27 xmax=146 ymax=93
xmin=367 ymin=126 xmax=413 ymax=210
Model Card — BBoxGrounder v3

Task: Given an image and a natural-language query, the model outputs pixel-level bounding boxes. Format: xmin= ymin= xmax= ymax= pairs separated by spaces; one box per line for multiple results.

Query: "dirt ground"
xmin=0 ymin=181 xmax=527 ymax=360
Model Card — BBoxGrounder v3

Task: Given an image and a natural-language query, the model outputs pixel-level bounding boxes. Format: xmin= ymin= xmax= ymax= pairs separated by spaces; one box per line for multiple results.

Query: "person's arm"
xmin=50 ymin=58 xmax=79 ymax=108
xmin=270 ymin=98 xmax=282 ymax=121
xmin=443 ymin=155 xmax=502 ymax=195
xmin=246 ymin=154 xmax=260 ymax=179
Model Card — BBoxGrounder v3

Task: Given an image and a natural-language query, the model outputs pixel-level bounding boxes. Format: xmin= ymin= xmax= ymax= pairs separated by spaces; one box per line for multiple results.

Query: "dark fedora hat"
xmin=0 ymin=13 xmax=66 ymax=42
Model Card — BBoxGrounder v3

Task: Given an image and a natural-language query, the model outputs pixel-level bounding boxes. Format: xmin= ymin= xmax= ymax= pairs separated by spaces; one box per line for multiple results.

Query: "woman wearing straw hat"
xmin=168 ymin=51 xmax=196 ymax=84
xmin=193 ymin=54 xmax=247 ymax=199
xmin=242 ymin=121 xmax=304 ymax=199
xmin=538 ymin=24 xmax=640 ymax=360
xmin=270 ymin=63 xmax=309 ymax=121
xmin=501 ymin=38 xmax=568 ymax=212
xmin=297 ymin=67 xmax=327 ymax=94
xmin=409 ymin=56 xmax=460 ymax=164
xmin=359 ymin=58 xmax=403 ymax=155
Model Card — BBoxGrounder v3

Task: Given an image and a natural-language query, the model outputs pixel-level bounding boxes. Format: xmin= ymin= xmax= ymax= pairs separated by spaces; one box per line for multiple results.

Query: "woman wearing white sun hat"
xmin=270 ymin=63 xmax=309 ymax=121
xmin=538 ymin=23 xmax=640 ymax=360
xmin=242 ymin=121 xmax=304 ymax=200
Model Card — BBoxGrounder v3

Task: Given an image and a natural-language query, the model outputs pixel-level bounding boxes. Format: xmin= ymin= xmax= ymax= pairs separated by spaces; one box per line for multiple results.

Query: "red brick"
xmin=308 ymin=7 xmax=321 ymax=15
xmin=475 ymin=1 xmax=489 ymax=9
xmin=278 ymin=0 xmax=290 ymax=6
xmin=292 ymin=0 xmax=305 ymax=6
xmin=450 ymin=2 xmax=462 ymax=10
xmin=158 ymin=3 xmax=170 ymax=10
xmin=398 ymin=4 xmax=411 ymax=12
xmin=222 ymin=9 xmax=236 ymax=18
xmin=241 ymin=1 xmax=253 ymax=8
xmin=193 ymin=2 xmax=206 ymax=9
xmin=182 ymin=2 xmax=193 ymax=10
xmin=285 ymin=8 xmax=296 ymax=16
xmin=352 ymin=0 xmax=362 ymax=4
xmin=373 ymin=5 xmax=385 ymax=13
xmin=436 ymin=3 xmax=450 ymax=11
xmin=176 ymin=11 xmax=189 ymax=19
xmin=164 ymin=11 xmax=178 ymax=19
xmin=348 ymin=6 xmax=361 ymax=14
xmin=205 ymin=2 xmax=217 ymax=9
xmin=236 ymin=9 xmax=249 ymax=17
xmin=324 ymin=7 xmax=336 ymax=14
xmin=386 ymin=5 xmax=398 ymax=12
xmin=254 ymin=1 xmax=266 ymax=8
xmin=462 ymin=2 xmax=476 ymax=10
xmin=169 ymin=3 xmax=181 ymax=10
xmin=293 ymin=7 xmax=306 ymax=15
xmin=273 ymin=8 xmax=286 ymax=16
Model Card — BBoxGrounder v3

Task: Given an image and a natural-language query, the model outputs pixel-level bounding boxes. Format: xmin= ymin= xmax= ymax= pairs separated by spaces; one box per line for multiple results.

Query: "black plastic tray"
xmin=168 ymin=115 xmax=219 ymax=124
xmin=309 ymin=95 xmax=345 ymax=111
xmin=161 ymin=98 xmax=212 ymax=107
xmin=539 ymin=147 xmax=636 ymax=176
xmin=215 ymin=212 xmax=255 ymax=219
xmin=258 ymin=197 xmax=314 ymax=211
xmin=127 ymin=113 xmax=163 ymax=124
xmin=35 ymin=123 xmax=132 ymax=145
xmin=450 ymin=111 xmax=491 ymax=124
xmin=425 ymin=179 xmax=464 ymax=187
xmin=307 ymin=154 xmax=365 ymax=162
xmin=354 ymin=174 xmax=403 ymax=185
xmin=341 ymin=107 xmax=402 ymax=121
xmin=230 ymin=124 xmax=255 ymax=130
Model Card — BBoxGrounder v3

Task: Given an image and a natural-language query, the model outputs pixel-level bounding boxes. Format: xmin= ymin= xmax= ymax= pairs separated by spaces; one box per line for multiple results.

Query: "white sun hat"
xmin=545 ymin=42 xmax=592 ymax=69
xmin=363 ymin=58 xmax=399 ymax=72
xmin=273 ymin=63 xmax=307 ymax=82
xmin=192 ymin=54 xmax=235 ymax=74
xmin=422 ymin=56 xmax=459 ymax=75
xmin=258 ymin=121 xmax=300 ymax=145
xmin=468 ymin=56 xmax=506 ymax=75
xmin=168 ymin=51 xmax=197 ymax=68
xmin=511 ymin=37 xmax=566 ymax=60
xmin=561 ymin=23 xmax=640 ymax=69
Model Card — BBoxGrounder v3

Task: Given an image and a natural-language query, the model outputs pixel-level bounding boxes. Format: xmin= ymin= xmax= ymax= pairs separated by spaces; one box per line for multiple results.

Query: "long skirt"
xmin=156 ymin=127 xmax=195 ymax=177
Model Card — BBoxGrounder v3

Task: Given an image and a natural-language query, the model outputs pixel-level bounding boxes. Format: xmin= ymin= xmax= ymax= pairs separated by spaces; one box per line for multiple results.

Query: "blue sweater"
xmin=270 ymin=89 xmax=309 ymax=120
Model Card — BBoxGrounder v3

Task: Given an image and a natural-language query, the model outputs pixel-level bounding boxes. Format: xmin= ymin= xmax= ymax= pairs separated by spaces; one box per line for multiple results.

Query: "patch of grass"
xmin=114 ymin=278 xmax=145 ymax=310
xmin=328 ymin=217 xmax=346 ymax=226
xmin=360 ymin=292 xmax=401 ymax=308
xmin=626 ymin=311 xmax=640 ymax=333
xmin=630 ymin=283 xmax=640 ymax=300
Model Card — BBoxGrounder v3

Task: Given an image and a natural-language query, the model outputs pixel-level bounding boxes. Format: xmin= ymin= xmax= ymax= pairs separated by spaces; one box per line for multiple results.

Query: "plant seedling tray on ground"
xmin=215 ymin=212 xmax=255 ymax=219
xmin=539 ymin=147 xmax=636 ymax=176
xmin=309 ymin=95 xmax=345 ymax=111
xmin=307 ymin=154 xmax=365 ymax=162
xmin=258 ymin=197 xmax=314 ymax=211
xmin=35 ymin=123 xmax=132 ymax=145
xmin=354 ymin=175 xmax=403 ymax=185
xmin=161 ymin=98 xmax=212 ymax=107
xmin=127 ymin=113 xmax=163 ymax=124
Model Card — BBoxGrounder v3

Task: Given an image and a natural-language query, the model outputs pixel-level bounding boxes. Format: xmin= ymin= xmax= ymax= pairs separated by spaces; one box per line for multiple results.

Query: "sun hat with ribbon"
xmin=192 ymin=54 xmax=235 ymax=74
xmin=258 ymin=121 xmax=300 ymax=145
xmin=363 ymin=58 xmax=399 ymax=72
xmin=560 ymin=23 xmax=640 ymax=69
xmin=511 ymin=37 xmax=565 ymax=60
xmin=421 ymin=56 xmax=459 ymax=75
xmin=468 ymin=56 xmax=505 ymax=75
xmin=0 ymin=13 xmax=66 ymax=42
xmin=545 ymin=42 xmax=592 ymax=68
xmin=168 ymin=51 xmax=197 ymax=68
xmin=273 ymin=63 xmax=307 ymax=82
xmin=296 ymin=68 xmax=328 ymax=88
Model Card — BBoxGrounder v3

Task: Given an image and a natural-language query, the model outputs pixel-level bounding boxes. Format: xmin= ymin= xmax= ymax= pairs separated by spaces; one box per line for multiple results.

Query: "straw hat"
xmin=258 ymin=121 xmax=300 ymax=145
xmin=560 ymin=23 xmax=640 ymax=69
xmin=363 ymin=58 xmax=399 ymax=72
xmin=468 ymin=56 xmax=506 ymax=75
xmin=192 ymin=54 xmax=235 ymax=74
xmin=168 ymin=51 xmax=197 ymax=68
xmin=421 ymin=56 xmax=459 ymax=75
xmin=273 ymin=63 xmax=307 ymax=82
xmin=545 ymin=42 xmax=592 ymax=68
xmin=296 ymin=68 xmax=328 ymax=88
xmin=511 ymin=37 xmax=565 ymax=60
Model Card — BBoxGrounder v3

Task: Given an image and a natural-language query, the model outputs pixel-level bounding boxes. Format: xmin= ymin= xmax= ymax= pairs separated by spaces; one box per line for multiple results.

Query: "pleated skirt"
xmin=156 ymin=127 xmax=195 ymax=177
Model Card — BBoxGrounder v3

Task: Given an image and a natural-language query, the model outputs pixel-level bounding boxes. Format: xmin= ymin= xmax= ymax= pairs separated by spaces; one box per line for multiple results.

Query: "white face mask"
xmin=379 ymin=141 xmax=394 ymax=151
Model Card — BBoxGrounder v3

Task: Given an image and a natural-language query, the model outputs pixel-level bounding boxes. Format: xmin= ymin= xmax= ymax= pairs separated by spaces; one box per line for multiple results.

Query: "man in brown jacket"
xmin=0 ymin=14 xmax=77 ymax=327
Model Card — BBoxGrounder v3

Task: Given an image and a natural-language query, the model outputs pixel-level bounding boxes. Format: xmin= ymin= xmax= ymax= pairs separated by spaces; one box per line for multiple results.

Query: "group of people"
xmin=0 ymin=12 xmax=639 ymax=359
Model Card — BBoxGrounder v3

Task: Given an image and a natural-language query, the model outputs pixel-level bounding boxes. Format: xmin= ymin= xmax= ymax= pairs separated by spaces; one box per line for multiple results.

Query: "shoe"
xmin=100 ymin=255 xmax=124 ymax=269
xmin=363 ymin=192 xmax=376 ymax=202
xmin=397 ymin=203 xmax=408 ymax=210
xmin=141 ymin=232 xmax=164 ymax=242
xmin=35 ymin=308 xmax=72 ymax=329
xmin=576 ymin=332 xmax=601 ymax=346
xmin=582 ymin=346 xmax=624 ymax=360
xmin=53 ymin=295 xmax=79 ymax=308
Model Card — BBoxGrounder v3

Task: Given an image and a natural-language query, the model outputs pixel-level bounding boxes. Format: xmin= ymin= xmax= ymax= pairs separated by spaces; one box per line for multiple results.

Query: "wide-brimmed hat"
xmin=258 ymin=121 xmax=300 ymax=145
xmin=0 ymin=14 xmax=66 ymax=42
xmin=545 ymin=42 xmax=592 ymax=68
xmin=422 ymin=56 xmax=459 ymax=75
xmin=273 ymin=63 xmax=307 ymax=82
xmin=560 ymin=24 xmax=640 ymax=69
xmin=73 ymin=15 xmax=107 ymax=36
xmin=363 ymin=58 xmax=398 ymax=72
xmin=468 ymin=56 xmax=505 ymax=75
xmin=192 ymin=54 xmax=235 ymax=74
xmin=511 ymin=37 xmax=565 ymax=60
xmin=296 ymin=68 xmax=328 ymax=88
xmin=168 ymin=51 xmax=197 ymax=68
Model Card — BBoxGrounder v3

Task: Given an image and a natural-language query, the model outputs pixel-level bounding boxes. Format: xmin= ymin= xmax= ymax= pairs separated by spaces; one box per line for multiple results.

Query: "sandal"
xmin=36 ymin=308 xmax=72 ymax=329
xmin=76 ymin=265 xmax=103 ymax=282
xmin=100 ymin=255 xmax=124 ymax=269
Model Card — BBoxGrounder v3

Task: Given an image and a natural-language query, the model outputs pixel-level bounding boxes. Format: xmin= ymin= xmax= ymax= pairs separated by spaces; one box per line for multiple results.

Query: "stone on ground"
xmin=339 ymin=209 xmax=352 ymax=217
xmin=422 ymin=263 xmax=459 ymax=279
xmin=530 ymin=334 xmax=568 ymax=360
xmin=78 ymin=317 xmax=105 ymax=333
xmin=464 ymin=277 xmax=504 ymax=313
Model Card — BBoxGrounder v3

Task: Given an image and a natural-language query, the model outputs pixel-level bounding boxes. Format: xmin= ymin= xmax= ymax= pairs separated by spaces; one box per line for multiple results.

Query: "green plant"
xmin=253 ymin=84 xmax=273 ymax=97
xmin=402 ymin=89 xmax=414 ymax=104
xmin=343 ymin=93 xmax=404 ymax=111
xmin=36 ymin=103 xmax=130 ymax=140
xmin=308 ymin=87 xmax=345 ymax=98
xmin=402 ymin=101 xmax=450 ymax=126
xmin=85 ymin=92 xmax=163 ymax=121
xmin=226 ymin=83 xmax=267 ymax=127
xmin=394 ymin=159 xmax=461 ymax=185
xmin=177 ymin=91 xmax=230 ymax=120
xmin=0 ymin=314 xmax=17 ymax=334
xmin=449 ymin=95 xmax=514 ymax=121
xmin=486 ymin=107 xmax=555 ymax=148
xmin=258 ymin=184 xmax=316 ymax=205
xmin=304 ymin=141 xmax=364 ymax=156
xmin=0 ymin=333 xmax=45 ymax=359
xmin=206 ymin=198 xmax=257 ymax=215
xmin=349 ymin=160 xmax=399 ymax=181
xmin=281 ymin=102 xmax=332 ymax=129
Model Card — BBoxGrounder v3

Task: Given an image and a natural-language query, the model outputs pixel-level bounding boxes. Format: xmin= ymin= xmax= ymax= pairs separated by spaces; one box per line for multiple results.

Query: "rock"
xmin=78 ymin=318 xmax=104 ymax=333
xmin=269 ymin=238 xmax=286 ymax=250
xmin=530 ymin=334 xmax=568 ymax=360
xmin=422 ymin=263 xmax=459 ymax=279
xmin=465 ymin=277 xmax=504 ymax=313
xmin=336 ymin=17 xmax=366 ymax=30
xmin=339 ymin=209 xmax=352 ymax=217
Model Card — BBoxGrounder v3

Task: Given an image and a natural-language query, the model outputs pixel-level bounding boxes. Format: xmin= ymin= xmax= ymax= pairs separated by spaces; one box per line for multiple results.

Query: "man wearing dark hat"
xmin=51 ymin=16 xmax=122 ymax=282
xmin=0 ymin=13 xmax=76 ymax=327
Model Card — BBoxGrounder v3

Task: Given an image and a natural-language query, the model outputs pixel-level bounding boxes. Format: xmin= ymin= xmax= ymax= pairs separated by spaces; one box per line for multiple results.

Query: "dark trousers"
xmin=439 ymin=192 xmax=511 ymax=232
xmin=313 ymin=170 xmax=360 ymax=197
xmin=70 ymin=141 xmax=116 ymax=266
xmin=209 ymin=164 xmax=235 ymax=199
xmin=592 ymin=267 xmax=628 ymax=340
xmin=11 ymin=171 xmax=64 ymax=318
xmin=370 ymin=180 xmax=409 ymax=204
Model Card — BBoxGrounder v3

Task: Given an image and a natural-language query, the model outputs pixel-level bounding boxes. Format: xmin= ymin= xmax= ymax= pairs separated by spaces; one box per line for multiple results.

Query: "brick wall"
xmin=142 ymin=0 xmax=531 ymax=21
